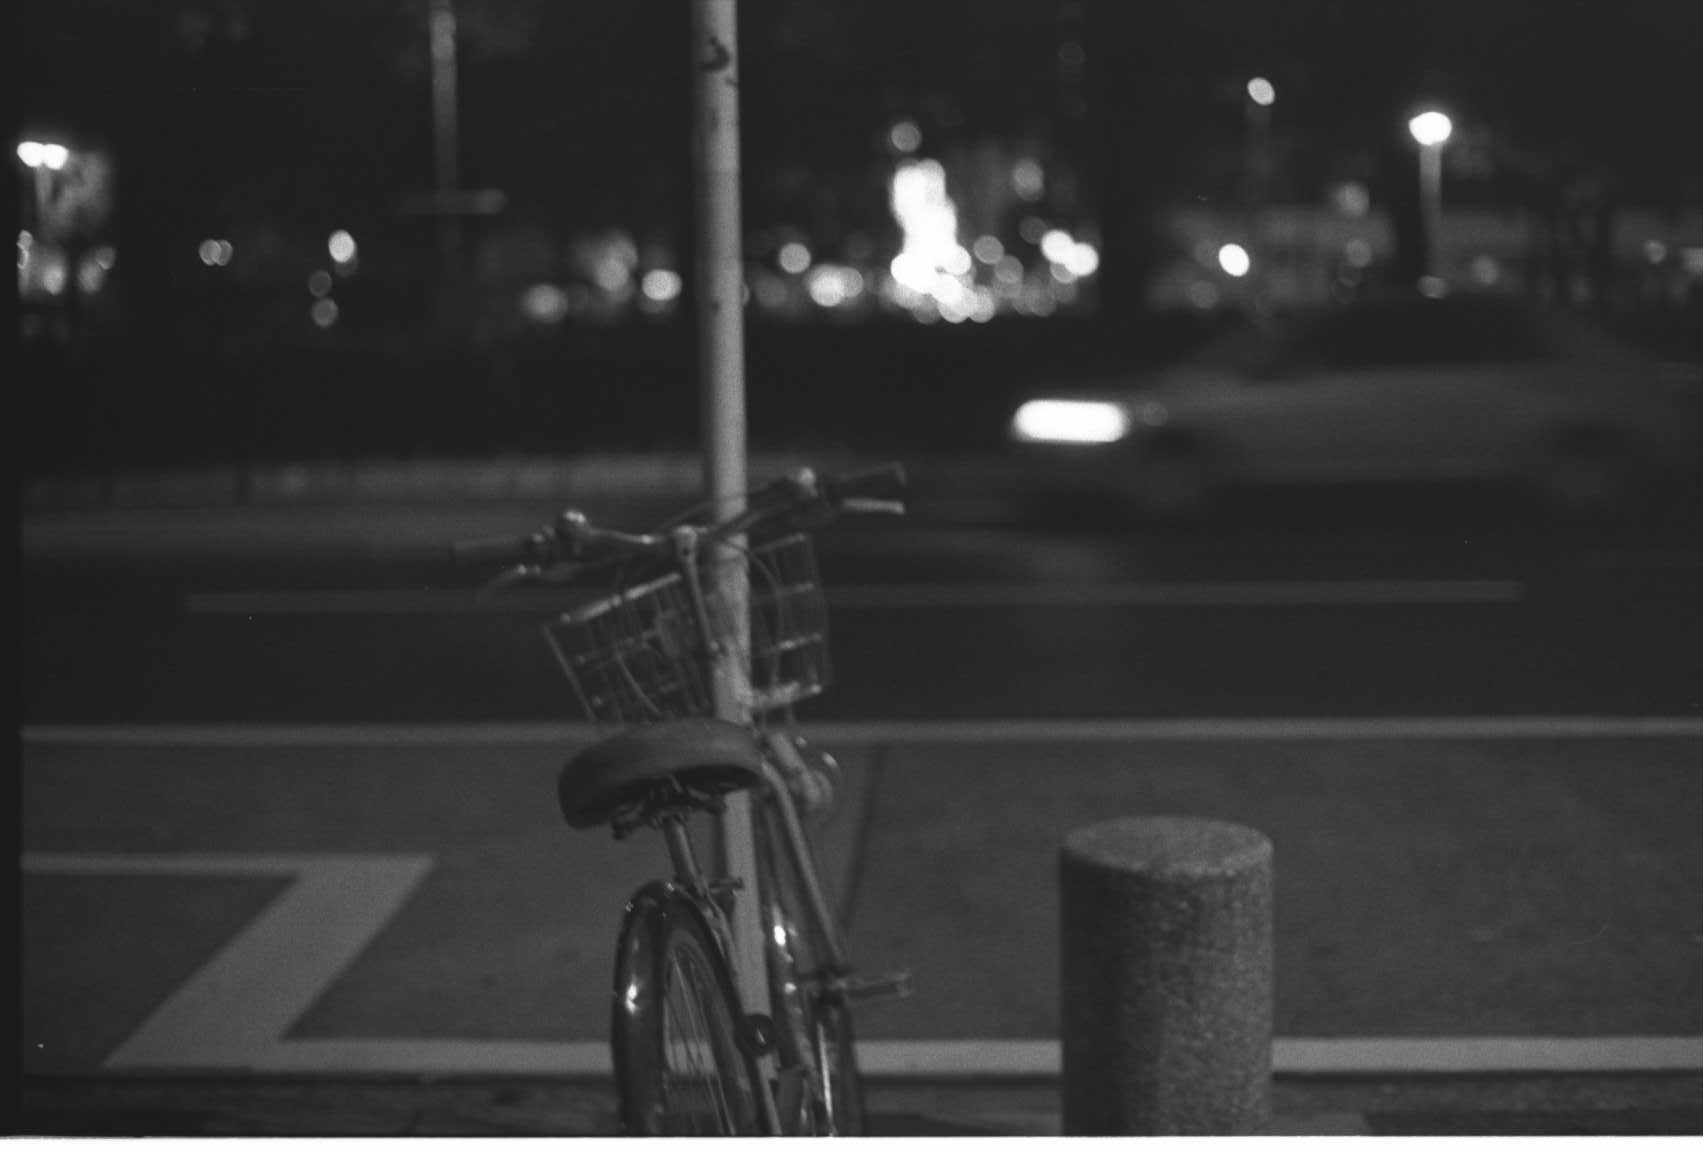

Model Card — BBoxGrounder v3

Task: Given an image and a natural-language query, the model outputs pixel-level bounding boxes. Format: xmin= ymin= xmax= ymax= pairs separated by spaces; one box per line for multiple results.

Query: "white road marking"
xmin=22 ymin=853 xmax=1703 ymax=1078
xmin=23 ymin=852 xmax=433 ymax=1072
xmin=23 ymin=715 xmax=1703 ymax=749
xmin=832 ymin=580 xmax=1524 ymax=608
xmin=859 ymin=1038 xmax=1703 ymax=1077
xmin=1277 ymin=1036 xmax=1703 ymax=1075
xmin=183 ymin=579 xmax=1523 ymax=615
xmin=53 ymin=1035 xmax=1703 ymax=1078
xmin=184 ymin=589 xmax=575 ymax=615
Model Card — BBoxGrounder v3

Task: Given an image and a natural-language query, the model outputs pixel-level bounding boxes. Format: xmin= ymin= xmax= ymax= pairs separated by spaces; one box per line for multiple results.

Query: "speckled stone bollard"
xmin=1060 ymin=817 xmax=1273 ymax=1135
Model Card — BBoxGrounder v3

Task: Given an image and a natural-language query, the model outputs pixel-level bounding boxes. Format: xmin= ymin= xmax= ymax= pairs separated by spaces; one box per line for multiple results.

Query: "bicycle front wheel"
xmin=613 ymin=888 xmax=762 ymax=1135
xmin=810 ymin=993 xmax=866 ymax=1135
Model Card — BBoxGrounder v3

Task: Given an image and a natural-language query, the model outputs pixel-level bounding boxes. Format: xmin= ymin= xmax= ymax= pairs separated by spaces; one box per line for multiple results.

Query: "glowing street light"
xmin=1407 ymin=109 xmax=1454 ymax=283
xmin=1407 ymin=110 xmax=1453 ymax=149
xmin=328 ymin=229 xmax=358 ymax=265
xmin=17 ymin=140 xmax=71 ymax=233
xmin=18 ymin=141 xmax=70 ymax=170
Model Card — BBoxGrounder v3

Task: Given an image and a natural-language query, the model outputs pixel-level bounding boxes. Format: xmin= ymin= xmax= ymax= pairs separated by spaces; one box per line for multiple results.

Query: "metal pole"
xmin=34 ymin=165 xmax=54 ymax=234
xmin=1242 ymin=99 xmax=1269 ymax=302
xmin=429 ymin=0 xmax=463 ymax=318
xmin=1419 ymin=144 xmax=1442 ymax=280
xmin=691 ymin=0 xmax=764 ymax=1017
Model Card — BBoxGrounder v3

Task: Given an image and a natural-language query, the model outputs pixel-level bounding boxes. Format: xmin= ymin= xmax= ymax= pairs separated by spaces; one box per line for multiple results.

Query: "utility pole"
xmin=691 ymin=0 xmax=764 ymax=1023
xmin=429 ymin=0 xmax=463 ymax=326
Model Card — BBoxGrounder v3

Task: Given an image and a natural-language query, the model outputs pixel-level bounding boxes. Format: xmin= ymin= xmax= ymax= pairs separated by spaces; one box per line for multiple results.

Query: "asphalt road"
xmin=21 ymin=488 xmax=1703 ymax=723
xmin=19 ymin=476 xmax=1703 ymax=1134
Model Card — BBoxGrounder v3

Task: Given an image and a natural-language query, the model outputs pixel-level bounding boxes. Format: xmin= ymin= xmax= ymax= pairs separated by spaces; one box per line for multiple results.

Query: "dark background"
xmin=17 ymin=0 xmax=1703 ymax=472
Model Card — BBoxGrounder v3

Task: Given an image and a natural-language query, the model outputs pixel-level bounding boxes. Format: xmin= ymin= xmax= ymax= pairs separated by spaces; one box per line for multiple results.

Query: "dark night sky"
xmin=15 ymin=0 xmax=1702 ymax=330
xmin=19 ymin=0 xmax=1702 ymax=219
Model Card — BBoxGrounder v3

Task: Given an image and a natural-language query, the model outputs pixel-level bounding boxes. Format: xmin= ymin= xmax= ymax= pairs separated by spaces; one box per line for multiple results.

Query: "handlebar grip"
xmin=450 ymin=532 xmax=549 ymax=568
xmin=823 ymin=462 xmax=907 ymax=505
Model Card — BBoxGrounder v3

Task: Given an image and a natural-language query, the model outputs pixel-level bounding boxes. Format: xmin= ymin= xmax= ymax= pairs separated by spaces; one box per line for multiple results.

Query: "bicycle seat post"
xmin=659 ymin=812 xmax=705 ymax=888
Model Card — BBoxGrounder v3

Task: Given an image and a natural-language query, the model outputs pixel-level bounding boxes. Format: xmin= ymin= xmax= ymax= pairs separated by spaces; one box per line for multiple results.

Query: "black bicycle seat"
xmin=558 ymin=718 xmax=764 ymax=829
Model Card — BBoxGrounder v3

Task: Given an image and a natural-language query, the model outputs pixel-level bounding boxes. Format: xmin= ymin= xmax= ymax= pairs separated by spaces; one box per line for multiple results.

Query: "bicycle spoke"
xmin=663 ymin=940 xmax=737 ymax=1133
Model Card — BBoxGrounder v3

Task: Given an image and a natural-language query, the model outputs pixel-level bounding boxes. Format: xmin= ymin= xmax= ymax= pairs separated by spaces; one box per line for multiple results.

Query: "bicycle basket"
xmin=544 ymin=532 xmax=831 ymax=726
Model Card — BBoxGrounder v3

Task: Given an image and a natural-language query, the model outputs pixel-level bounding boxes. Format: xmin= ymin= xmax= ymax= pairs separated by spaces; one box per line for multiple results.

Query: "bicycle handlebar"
xmin=818 ymin=461 xmax=906 ymax=506
xmin=450 ymin=461 xmax=907 ymax=578
xmin=449 ymin=531 xmax=554 ymax=570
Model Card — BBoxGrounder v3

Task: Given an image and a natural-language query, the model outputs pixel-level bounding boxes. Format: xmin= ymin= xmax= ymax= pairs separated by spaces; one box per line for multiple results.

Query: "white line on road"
xmin=23 ymin=716 xmax=1703 ymax=749
xmin=833 ymin=580 xmax=1525 ymax=608
xmin=23 ymin=852 xmax=434 ymax=1072
xmin=184 ymin=589 xmax=579 ymax=615
xmin=183 ymin=579 xmax=1524 ymax=616
xmin=861 ymin=1037 xmax=1703 ymax=1078
xmin=23 ymin=853 xmax=1703 ymax=1078
xmin=52 ymin=1034 xmax=1703 ymax=1078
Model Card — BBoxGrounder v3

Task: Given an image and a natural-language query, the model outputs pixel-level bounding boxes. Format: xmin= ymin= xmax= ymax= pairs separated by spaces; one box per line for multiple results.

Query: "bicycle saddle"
xmin=558 ymin=718 xmax=764 ymax=829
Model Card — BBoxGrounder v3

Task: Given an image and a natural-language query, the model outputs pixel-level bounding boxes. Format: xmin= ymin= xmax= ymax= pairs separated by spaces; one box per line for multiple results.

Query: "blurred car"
xmin=1009 ymin=292 xmax=1703 ymax=521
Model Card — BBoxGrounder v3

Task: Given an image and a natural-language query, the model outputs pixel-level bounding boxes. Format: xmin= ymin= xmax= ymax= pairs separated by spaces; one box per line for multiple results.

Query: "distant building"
xmin=1144 ymin=203 xmax=1703 ymax=314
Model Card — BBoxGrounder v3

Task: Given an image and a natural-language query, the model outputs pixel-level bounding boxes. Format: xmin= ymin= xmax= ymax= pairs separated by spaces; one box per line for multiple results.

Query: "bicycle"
xmin=452 ymin=462 xmax=914 ymax=1136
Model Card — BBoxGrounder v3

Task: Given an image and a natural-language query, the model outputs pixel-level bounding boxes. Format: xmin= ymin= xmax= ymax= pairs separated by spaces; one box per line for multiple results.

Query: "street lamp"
xmin=17 ymin=140 xmax=71 ymax=233
xmin=1407 ymin=109 xmax=1453 ymax=286
xmin=1243 ymin=79 xmax=1275 ymax=297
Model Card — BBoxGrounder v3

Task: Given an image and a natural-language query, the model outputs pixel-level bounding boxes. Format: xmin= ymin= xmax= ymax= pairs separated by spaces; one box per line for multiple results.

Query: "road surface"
xmin=20 ymin=473 xmax=1703 ymax=1133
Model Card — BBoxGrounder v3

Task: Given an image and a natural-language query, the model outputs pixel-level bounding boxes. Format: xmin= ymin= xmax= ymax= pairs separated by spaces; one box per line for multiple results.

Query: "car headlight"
xmin=1011 ymin=399 xmax=1132 ymax=444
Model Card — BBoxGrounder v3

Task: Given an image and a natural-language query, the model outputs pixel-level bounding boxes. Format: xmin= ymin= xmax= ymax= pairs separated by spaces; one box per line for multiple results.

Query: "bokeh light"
xmin=806 ymin=265 xmax=865 ymax=308
xmin=1332 ymin=182 xmax=1371 ymax=217
xmin=641 ymin=269 xmax=683 ymax=302
xmin=777 ymin=241 xmax=812 ymax=274
xmin=328 ymin=230 xmax=357 ymax=265
xmin=888 ymin=120 xmax=922 ymax=153
xmin=198 ymin=239 xmax=233 ymax=267
xmin=1012 ymin=158 xmax=1045 ymax=202
xmin=521 ymin=283 xmax=570 ymax=324
xmin=1040 ymin=229 xmax=1076 ymax=264
xmin=17 ymin=141 xmax=70 ymax=170
xmin=1408 ymin=110 xmax=1453 ymax=147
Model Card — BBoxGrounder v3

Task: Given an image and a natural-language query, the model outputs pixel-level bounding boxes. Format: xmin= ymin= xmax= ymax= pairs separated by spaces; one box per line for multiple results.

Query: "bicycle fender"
xmin=611 ymin=880 xmax=706 ymax=1034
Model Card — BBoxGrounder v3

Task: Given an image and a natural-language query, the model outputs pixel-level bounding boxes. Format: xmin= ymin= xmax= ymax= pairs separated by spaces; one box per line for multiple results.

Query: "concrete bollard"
xmin=1060 ymin=816 xmax=1274 ymax=1135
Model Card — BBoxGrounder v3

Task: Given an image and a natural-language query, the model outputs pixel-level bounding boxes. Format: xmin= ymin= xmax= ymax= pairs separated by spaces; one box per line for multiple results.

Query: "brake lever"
xmin=840 ymin=498 xmax=906 ymax=516
xmin=534 ymin=560 xmax=590 ymax=585
xmin=476 ymin=564 xmax=539 ymax=602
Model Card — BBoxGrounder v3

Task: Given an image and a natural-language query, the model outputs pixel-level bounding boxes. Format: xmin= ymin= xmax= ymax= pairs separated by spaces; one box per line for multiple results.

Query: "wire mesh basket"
xmin=544 ymin=532 xmax=831 ymax=727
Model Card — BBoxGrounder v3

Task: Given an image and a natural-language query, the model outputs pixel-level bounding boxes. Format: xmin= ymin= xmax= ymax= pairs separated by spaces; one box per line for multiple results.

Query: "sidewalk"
xmin=20 ymin=728 xmax=1703 ymax=1136
xmin=17 ymin=1073 xmax=1703 ymax=1135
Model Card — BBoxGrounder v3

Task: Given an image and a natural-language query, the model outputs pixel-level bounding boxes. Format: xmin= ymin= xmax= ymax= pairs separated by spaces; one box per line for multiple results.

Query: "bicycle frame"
xmin=613 ymin=747 xmax=850 ymax=1136
xmin=456 ymin=462 xmax=907 ymax=1136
